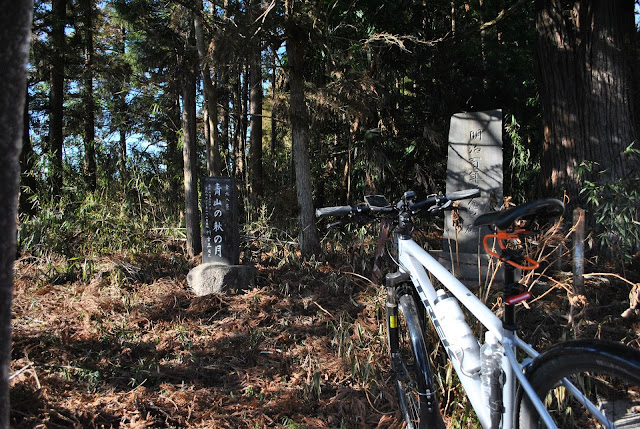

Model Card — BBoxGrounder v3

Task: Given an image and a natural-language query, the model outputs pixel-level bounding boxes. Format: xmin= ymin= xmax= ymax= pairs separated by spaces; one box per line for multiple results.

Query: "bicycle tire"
xmin=515 ymin=339 xmax=640 ymax=428
xmin=389 ymin=288 xmax=444 ymax=429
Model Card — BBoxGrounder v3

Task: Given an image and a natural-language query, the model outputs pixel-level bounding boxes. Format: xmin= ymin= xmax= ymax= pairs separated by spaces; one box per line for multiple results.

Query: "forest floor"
xmin=9 ymin=241 xmax=640 ymax=428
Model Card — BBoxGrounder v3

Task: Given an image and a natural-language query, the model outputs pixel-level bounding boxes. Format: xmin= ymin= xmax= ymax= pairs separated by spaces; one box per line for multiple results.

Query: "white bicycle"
xmin=317 ymin=190 xmax=640 ymax=429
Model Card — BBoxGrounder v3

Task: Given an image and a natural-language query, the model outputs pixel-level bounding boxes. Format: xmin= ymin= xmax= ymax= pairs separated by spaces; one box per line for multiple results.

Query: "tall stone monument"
xmin=442 ymin=110 xmax=503 ymax=282
xmin=188 ymin=177 xmax=255 ymax=296
xmin=201 ymin=177 xmax=239 ymax=265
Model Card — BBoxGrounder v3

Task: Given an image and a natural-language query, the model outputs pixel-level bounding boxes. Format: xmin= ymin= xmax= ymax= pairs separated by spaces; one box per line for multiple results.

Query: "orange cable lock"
xmin=482 ymin=229 xmax=540 ymax=271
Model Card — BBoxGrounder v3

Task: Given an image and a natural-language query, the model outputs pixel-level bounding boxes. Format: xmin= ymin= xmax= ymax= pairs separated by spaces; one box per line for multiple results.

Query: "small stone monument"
xmin=187 ymin=177 xmax=255 ymax=295
xmin=441 ymin=110 xmax=503 ymax=282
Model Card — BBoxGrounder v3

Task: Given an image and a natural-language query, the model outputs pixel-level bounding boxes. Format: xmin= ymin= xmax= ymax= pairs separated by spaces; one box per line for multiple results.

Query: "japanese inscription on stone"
xmin=201 ymin=177 xmax=239 ymax=265
xmin=444 ymin=110 xmax=503 ymax=255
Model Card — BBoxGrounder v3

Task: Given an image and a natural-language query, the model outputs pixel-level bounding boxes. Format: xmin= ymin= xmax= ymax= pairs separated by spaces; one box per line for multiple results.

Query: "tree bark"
xmin=20 ymin=90 xmax=38 ymax=218
xmin=536 ymin=0 xmax=637 ymax=202
xmin=195 ymin=1 xmax=221 ymax=176
xmin=116 ymin=25 xmax=129 ymax=188
xmin=81 ymin=0 xmax=96 ymax=191
xmin=166 ymin=81 xmax=183 ymax=210
xmin=221 ymin=72 xmax=230 ymax=174
xmin=182 ymin=32 xmax=202 ymax=258
xmin=249 ymin=28 xmax=263 ymax=197
xmin=270 ymin=49 xmax=277 ymax=155
xmin=232 ymin=66 xmax=246 ymax=184
xmin=50 ymin=0 xmax=67 ymax=196
xmin=0 ymin=0 xmax=33 ymax=424
xmin=286 ymin=0 xmax=321 ymax=257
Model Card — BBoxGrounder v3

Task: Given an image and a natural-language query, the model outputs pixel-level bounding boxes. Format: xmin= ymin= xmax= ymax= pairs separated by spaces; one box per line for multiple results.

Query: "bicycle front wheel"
xmin=516 ymin=339 xmax=640 ymax=428
xmin=389 ymin=288 xmax=443 ymax=429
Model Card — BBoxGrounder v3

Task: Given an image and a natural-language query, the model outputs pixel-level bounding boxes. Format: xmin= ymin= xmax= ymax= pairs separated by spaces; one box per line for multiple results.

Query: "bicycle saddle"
xmin=473 ymin=199 xmax=564 ymax=230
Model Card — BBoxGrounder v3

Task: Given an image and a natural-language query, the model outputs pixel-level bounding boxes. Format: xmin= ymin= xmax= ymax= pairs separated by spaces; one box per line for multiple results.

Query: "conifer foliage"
xmin=17 ymin=0 xmax=640 ymax=259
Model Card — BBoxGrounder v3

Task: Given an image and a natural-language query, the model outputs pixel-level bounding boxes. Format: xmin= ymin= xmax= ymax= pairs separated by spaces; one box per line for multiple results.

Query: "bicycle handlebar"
xmin=315 ymin=205 xmax=360 ymax=218
xmin=447 ymin=189 xmax=481 ymax=200
xmin=315 ymin=189 xmax=481 ymax=220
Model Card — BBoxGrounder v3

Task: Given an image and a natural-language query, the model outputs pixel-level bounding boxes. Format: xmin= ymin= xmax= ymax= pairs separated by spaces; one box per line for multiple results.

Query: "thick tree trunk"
xmin=81 ymin=0 xmax=96 ymax=191
xmin=286 ymin=2 xmax=321 ymax=257
xmin=50 ymin=0 xmax=67 ymax=196
xmin=536 ymin=0 xmax=637 ymax=202
xmin=0 ymin=1 xmax=33 ymax=424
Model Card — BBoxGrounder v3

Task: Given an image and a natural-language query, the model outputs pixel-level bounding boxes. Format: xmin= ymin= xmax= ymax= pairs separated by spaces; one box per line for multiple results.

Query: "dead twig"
xmin=9 ymin=362 xmax=33 ymax=381
xmin=313 ymin=300 xmax=335 ymax=320
xmin=582 ymin=272 xmax=638 ymax=288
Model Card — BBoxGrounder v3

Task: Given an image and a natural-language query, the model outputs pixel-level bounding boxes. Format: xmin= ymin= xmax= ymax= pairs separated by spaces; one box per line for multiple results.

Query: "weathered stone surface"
xmin=187 ymin=263 xmax=256 ymax=296
xmin=441 ymin=110 xmax=504 ymax=283
xmin=444 ymin=109 xmax=503 ymax=254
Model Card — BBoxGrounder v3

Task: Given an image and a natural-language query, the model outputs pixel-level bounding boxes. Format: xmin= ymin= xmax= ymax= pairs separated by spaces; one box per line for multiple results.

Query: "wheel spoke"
xmin=516 ymin=340 xmax=640 ymax=429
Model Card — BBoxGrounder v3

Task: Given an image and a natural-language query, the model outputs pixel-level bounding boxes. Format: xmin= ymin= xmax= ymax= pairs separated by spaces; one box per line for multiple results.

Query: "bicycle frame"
xmin=316 ymin=193 xmax=623 ymax=428
xmin=396 ymin=236 xmax=557 ymax=429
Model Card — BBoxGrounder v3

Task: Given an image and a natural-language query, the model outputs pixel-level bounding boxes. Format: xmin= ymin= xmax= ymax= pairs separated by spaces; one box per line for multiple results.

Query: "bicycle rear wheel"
xmin=516 ymin=339 xmax=640 ymax=428
xmin=388 ymin=287 xmax=443 ymax=429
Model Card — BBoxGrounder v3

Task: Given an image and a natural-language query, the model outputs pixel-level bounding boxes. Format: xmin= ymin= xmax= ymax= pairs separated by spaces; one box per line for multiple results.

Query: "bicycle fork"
xmin=385 ymin=271 xmax=442 ymax=419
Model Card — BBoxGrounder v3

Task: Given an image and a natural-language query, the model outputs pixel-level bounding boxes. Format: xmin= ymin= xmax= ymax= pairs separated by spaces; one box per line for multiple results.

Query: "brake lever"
xmin=325 ymin=214 xmax=376 ymax=230
xmin=326 ymin=220 xmax=346 ymax=229
xmin=428 ymin=200 xmax=453 ymax=212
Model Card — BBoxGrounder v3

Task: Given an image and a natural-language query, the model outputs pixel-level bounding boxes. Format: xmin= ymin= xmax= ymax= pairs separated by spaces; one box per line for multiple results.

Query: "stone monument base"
xmin=187 ymin=263 xmax=256 ymax=296
xmin=430 ymin=250 xmax=501 ymax=287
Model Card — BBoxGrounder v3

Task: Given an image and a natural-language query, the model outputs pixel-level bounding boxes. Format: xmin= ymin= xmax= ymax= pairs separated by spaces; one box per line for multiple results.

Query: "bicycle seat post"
xmin=502 ymin=258 xmax=519 ymax=332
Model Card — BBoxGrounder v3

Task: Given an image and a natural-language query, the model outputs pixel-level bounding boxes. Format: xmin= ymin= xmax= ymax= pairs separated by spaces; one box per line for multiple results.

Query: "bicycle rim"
xmin=392 ymin=292 xmax=430 ymax=428
xmin=517 ymin=340 xmax=640 ymax=428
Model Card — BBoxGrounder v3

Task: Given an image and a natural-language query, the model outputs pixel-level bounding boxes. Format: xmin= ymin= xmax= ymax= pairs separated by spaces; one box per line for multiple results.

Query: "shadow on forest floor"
xmin=9 ymin=248 xmax=640 ymax=428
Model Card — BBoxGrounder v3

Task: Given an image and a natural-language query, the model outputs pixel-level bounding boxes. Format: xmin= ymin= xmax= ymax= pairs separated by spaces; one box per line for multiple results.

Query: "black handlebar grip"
xmin=315 ymin=205 xmax=353 ymax=218
xmin=447 ymin=189 xmax=480 ymax=201
xmin=411 ymin=195 xmax=438 ymax=210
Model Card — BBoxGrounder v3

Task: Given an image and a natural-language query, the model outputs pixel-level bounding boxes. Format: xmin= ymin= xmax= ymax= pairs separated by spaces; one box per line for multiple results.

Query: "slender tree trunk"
xmin=166 ymin=81 xmax=183 ymax=213
xmin=479 ymin=1 xmax=489 ymax=91
xmin=117 ymin=26 xmax=129 ymax=188
xmin=50 ymin=0 xmax=67 ymax=196
xmin=249 ymin=32 xmax=263 ymax=197
xmin=451 ymin=0 xmax=456 ymax=34
xmin=81 ymin=0 xmax=96 ymax=191
xmin=241 ymin=66 xmax=249 ymax=192
xmin=182 ymin=31 xmax=202 ymax=258
xmin=270 ymin=49 xmax=277 ymax=155
xmin=119 ymin=127 xmax=127 ymax=184
xmin=232 ymin=73 xmax=240 ymax=177
xmin=195 ymin=1 xmax=221 ymax=176
xmin=536 ymin=0 xmax=637 ymax=202
xmin=20 ymin=90 xmax=37 ymax=218
xmin=0 ymin=1 xmax=33 ymax=424
xmin=221 ymin=73 xmax=230 ymax=174
xmin=220 ymin=0 xmax=231 ymax=175
xmin=286 ymin=1 xmax=321 ymax=257
xmin=232 ymin=68 xmax=246 ymax=183
xmin=182 ymin=72 xmax=201 ymax=257
xmin=203 ymin=100 xmax=211 ymax=169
